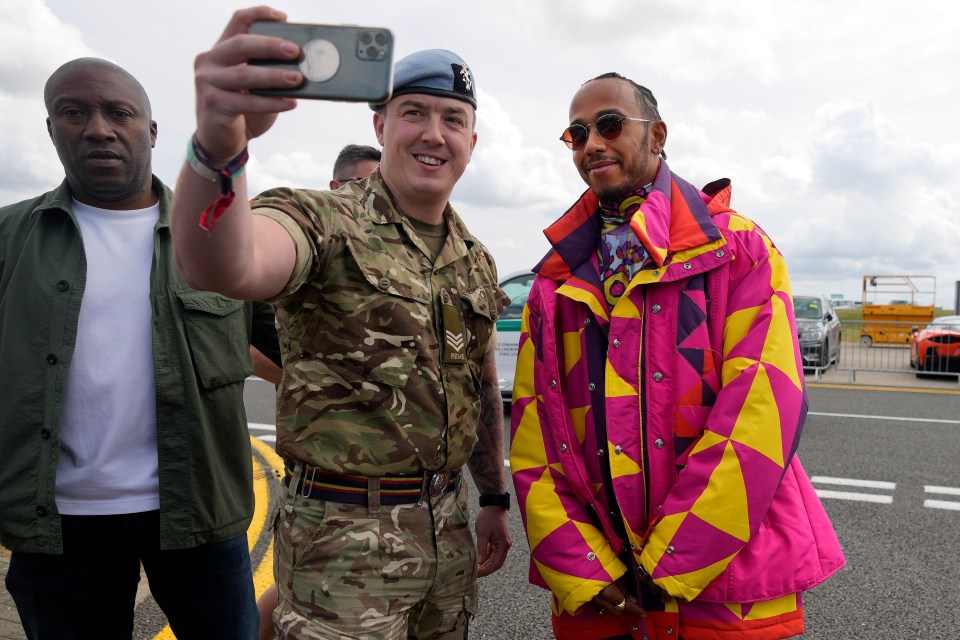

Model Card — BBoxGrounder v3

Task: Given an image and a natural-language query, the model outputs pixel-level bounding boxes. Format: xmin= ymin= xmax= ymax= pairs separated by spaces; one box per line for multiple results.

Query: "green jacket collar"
xmin=32 ymin=176 xmax=171 ymax=228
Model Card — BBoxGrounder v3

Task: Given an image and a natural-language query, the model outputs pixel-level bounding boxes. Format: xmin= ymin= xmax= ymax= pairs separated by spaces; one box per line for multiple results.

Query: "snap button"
xmin=612 ymin=338 xmax=621 ymax=348
xmin=40 ymin=429 xmax=50 ymax=440
xmin=597 ymin=449 xmax=605 ymax=456
xmin=46 ymin=354 xmax=57 ymax=365
xmin=652 ymin=304 xmax=661 ymax=313
xmin=654 ymin=438 xmax=664 ymax=449
xmin=36 ymin=505 xmax=47 ymax=516
xmin=588 ymin=383 xmax=596 ymax=391
xmin=56 ymin=280 xmax=70 ymax=291
xmin=652 ymin=372 xmax=663 ymax=382
xmin=683 ymin=263 xmax=692 ymax=270
xmin=378 ymin=277 xmax=391 ymax=290
xmin=716 ymin=249 xmax=725 ymax=258
xmin=550 ymin=379 xmax=557 ymax=389
xmin=614 ymin=445 xmax=623 ymax=455
xmin=584 ymin=317 xmax=591 ymax=325
xmin=587 ymin=552 xmax=596 ymax=561
xmin=666 ymin=545 xmax=675 ymax=554
xmin=559 ymin=443 xmax=567 ymax=452
xmin=653 ymin=270 xmax=661 ymax=277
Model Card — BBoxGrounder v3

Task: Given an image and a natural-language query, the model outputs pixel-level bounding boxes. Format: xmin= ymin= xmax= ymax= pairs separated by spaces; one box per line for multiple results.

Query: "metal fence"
xmin=807 ymin=319 xmax=960 ymax=387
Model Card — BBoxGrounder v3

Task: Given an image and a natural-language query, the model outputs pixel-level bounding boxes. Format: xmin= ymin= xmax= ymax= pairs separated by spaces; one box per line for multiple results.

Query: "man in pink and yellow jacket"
xmin=509 ymin=73 xmax=844 ymax=640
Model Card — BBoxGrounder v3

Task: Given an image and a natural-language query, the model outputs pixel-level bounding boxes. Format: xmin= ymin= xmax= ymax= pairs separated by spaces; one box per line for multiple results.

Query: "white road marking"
xmin=924 ymin=485 xmax=960 ymax=496
xmin=923 ymin=486 xmax=960 ymax=511
xmin=811 ymin=477 xmax=895 ymax=504
xmin=814 ymin=489 xmax=893 ymax=504
xmin=248 ymin=423 xmax=276 ymax=444
xmin=811 ymin=476 xmax=896 ymax=490
xmin=809 ymin=411 xmax=960 ymax=425
xmin=924 ymin=500 xmax=960 ymax=511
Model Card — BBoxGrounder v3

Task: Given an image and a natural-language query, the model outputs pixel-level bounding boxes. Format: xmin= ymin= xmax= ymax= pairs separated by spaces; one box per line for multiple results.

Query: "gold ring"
xmin=613 ymin=599 xmax=627 ymax=611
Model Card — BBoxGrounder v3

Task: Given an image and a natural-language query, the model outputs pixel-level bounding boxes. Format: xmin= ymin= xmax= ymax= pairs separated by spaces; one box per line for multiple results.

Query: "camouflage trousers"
xmin=273 ymin=465 xmax=478 ymax=639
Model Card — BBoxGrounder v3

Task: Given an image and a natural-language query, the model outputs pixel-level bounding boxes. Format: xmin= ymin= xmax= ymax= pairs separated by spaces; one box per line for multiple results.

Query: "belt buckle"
xmin=428 ymin=470 xmax=449 ymax=497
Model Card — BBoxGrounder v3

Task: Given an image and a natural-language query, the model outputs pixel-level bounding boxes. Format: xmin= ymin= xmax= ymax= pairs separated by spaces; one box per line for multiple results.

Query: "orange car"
xmin=910 ymin=315 xmax=960 ymax=375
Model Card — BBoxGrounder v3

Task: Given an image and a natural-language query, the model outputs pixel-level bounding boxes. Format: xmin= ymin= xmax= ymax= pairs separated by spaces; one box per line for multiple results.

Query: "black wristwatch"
xmin=479 ymin=492 xmax=511 ymax=510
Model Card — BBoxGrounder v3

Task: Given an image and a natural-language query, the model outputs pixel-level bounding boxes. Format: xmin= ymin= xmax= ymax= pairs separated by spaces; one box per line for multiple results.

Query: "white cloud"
xmin=0 ymin=1 xmax=94 ymax=96
xmin=763 ymin=98 xmax=960 ymax=304
xmin=4 ymin=0 xmax=960 ymax=307
xmin=0 ymin=0 xmax=100 ymax=203
xmin=457 ymin=90 xmax=579 ymax=210
xmin=248 ymin=152 xmax=332 ymax=196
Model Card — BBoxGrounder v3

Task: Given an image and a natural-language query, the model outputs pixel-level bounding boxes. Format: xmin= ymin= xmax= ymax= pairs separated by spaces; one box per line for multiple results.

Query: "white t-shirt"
xmin=55 ymin=199 xmax=161 ymax=515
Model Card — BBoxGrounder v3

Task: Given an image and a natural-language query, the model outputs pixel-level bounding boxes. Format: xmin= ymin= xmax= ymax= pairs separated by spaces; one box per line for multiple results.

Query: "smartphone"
xmin=249 ymin=21 xmax=394 ymax=102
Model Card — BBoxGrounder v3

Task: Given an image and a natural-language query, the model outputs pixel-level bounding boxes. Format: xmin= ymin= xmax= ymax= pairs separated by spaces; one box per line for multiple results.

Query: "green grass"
xmin=836 ymin=308 xmax=862 ymax=322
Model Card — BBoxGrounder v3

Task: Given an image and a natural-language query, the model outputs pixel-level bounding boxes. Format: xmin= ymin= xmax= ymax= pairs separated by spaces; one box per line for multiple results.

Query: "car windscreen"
xmin=499 ymin=274 xmax=534 ymax=320
xmin=794 ymin=297 xmax=823 ymax=320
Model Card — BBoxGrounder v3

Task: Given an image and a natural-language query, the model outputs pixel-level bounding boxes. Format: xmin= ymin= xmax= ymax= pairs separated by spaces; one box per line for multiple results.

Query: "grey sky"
xmin=3 ymin=0 xmax=958 ymax=306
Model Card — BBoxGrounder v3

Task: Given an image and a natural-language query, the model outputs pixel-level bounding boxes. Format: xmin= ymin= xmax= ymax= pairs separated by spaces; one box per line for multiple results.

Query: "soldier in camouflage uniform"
xmin=170 ymin=7 xmax=512 ymax=639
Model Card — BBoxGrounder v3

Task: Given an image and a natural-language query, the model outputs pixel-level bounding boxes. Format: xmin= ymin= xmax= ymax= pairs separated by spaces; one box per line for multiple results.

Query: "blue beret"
xmin=372 ymin=49 xmax=476 ymax=110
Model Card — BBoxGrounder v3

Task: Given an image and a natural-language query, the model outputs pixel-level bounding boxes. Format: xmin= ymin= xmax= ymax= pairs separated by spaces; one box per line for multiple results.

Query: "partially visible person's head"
xmin=565 ymin=73 xmax=667 ymax=203
xmin=44 ymin=57 xmax=157 ymax=210
xmin=370 ymin=49 xmax=478 ymax=215
xmin=330 ymin=144 xmax=381 ymax=190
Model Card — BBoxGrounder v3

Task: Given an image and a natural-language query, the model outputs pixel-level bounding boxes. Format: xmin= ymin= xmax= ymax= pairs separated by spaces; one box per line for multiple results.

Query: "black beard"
xmin=595 ymin=181 xmax=636 ymax=205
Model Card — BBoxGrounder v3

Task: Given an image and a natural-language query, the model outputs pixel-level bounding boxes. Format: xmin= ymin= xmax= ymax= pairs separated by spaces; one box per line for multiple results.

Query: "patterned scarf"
xmin=597 ymin=184 xmax=651 ymax=306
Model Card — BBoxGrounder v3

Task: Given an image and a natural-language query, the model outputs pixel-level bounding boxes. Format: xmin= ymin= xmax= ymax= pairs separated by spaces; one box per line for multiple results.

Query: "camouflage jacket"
xmin=253 ymin=170 xmax=508 ymax=475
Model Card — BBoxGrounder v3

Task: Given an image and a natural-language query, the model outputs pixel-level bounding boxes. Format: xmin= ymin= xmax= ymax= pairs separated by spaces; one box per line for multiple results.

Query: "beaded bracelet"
xmin=186 ymin=134 xmax=249 ymax=233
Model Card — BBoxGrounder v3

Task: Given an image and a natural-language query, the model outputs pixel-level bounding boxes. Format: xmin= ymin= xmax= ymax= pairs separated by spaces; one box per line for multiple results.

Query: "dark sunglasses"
xmin=560 ymin=114 xmax=654 ymax=151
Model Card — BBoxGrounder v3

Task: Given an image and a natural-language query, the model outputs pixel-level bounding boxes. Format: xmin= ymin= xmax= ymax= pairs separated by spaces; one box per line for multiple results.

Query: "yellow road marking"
xmin=250 ymin=436 xmax=284 ymax=597
xmin=151 ymin=436 xmax=282 ymax=639
xmin=808 ymin=382 xmax=960 ymax=395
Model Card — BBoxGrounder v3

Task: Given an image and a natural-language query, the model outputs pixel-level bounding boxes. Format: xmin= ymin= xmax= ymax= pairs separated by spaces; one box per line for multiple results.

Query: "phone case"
xmin=249 ymin=21 xmax=394 ymax=102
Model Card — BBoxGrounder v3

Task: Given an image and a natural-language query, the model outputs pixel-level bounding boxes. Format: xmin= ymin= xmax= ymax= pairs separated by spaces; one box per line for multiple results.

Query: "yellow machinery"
xmin=860 ymin=275 xmax=935 ymax=346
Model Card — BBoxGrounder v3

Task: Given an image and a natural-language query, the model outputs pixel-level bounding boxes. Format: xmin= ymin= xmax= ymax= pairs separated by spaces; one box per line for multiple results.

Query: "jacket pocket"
xmin=175 ymin=289 xmax=251 ymax=389
xmin=459 ymin=286 xmax=497 ymax=373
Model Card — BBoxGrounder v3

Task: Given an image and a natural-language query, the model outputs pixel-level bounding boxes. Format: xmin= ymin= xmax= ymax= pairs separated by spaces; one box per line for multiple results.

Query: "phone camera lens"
xmin=360 ymin=32 xmax=372 ymax=45
xmin=366 ymin=45 xmax=378 ymax=58
xmin=375 ymin=32 xmax=387 ymax=45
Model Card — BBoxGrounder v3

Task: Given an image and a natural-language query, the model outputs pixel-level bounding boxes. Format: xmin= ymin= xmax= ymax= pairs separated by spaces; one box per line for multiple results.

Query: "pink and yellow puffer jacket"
xmin=510 ymin=166 xmax=844 ymax=640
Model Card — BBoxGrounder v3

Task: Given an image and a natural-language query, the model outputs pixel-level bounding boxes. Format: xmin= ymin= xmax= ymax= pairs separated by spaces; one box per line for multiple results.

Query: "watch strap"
xmin=478 ymin=492 xmax=510 ymax=510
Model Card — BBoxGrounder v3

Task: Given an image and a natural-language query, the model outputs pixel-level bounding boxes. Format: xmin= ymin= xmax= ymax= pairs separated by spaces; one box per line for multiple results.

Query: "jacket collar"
xmin=361 ymin=167 xmax=476 ymax=268
xmin=537 ymin=162 xmax=730 ymax=283
xmin=34 ymin=175 xmax=171 ymax=228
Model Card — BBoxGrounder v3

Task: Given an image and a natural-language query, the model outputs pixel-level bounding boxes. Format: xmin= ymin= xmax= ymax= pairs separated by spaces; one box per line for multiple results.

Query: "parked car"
xmin=910 ymin=315 xmax=960 ymax=375
xmin=494 ymin=270 xmax=534 ymax=401
xmin=793 ymin=295 xmax=842 ymax=368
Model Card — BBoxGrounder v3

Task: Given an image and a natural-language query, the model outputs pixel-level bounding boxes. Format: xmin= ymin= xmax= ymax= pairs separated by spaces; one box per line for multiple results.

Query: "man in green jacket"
xmin=0 ymin=57 xmax=271 ymax=638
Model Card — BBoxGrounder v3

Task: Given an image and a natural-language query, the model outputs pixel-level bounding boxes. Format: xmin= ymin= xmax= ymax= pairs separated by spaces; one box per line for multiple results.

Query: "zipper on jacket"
xmin=637 ymin=284 xmax=650 ymax=529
